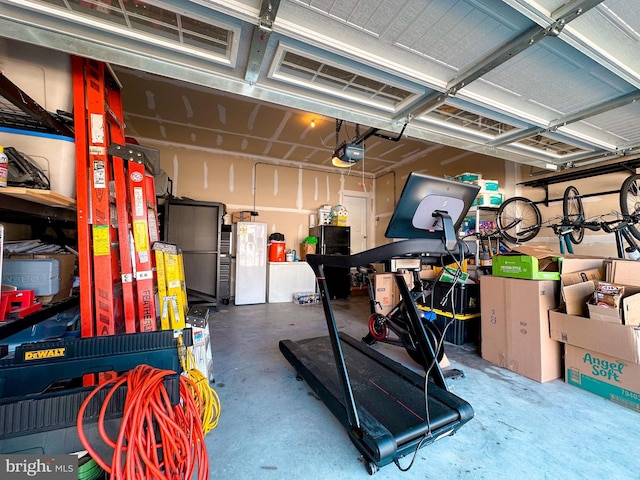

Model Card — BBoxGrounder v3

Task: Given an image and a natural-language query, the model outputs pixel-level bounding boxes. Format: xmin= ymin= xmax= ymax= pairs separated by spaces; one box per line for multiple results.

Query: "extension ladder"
xmin=72 ymin=57 xmax=159 ymax=338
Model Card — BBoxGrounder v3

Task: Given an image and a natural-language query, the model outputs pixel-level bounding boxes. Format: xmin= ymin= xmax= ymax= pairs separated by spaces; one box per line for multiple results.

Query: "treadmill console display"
xmin=385 ymin=172 xmax=480 ymax=239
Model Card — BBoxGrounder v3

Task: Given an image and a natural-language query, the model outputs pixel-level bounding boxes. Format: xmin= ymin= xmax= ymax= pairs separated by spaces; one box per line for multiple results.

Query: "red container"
xmin=269 ymin=241 xmax=285 ymax=262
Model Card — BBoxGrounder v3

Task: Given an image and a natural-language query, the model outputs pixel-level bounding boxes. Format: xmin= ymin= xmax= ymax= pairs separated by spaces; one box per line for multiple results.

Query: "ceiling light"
xmin=310 ymin=118 xmax=316 ymax=128
xmin=331 ymin=142 xmax=364 ymax=168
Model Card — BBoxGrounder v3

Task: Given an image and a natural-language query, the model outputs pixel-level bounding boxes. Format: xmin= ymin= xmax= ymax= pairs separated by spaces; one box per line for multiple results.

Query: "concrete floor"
xmin=206 ymin=296 xmax=640 ymax=479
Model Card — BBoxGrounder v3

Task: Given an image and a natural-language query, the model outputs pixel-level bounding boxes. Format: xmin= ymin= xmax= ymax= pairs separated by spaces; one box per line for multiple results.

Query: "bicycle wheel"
xmin=562 ymin=185 xmax=584 ymax=245
xmin=495 ymin=196 xmax=542 ymax=243
xmin=620 ymin=173 xmax=640 ymax=240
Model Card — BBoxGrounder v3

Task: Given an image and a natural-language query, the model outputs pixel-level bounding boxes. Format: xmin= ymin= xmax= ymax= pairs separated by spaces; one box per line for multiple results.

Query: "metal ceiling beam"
xmin=551 ymin=0 xmax=604 ymax=23
xmin=392 ymin=91 xmax=448 ymax=123
xmin=244 ymin=0 xmax=281 ymax=85
xmin=0 ymin=0 xmax=618 ymax=174
xmin=488 ymin=89 xmax=640 ymax=147
xmin=548 ymin=90 xmax=640 ymax=130
xmin=446 ymin=0 xmax=603 ymax=95
xmin=487 ymin=126 xmax=545 ymax=147
xmin=397 ymin=0 xmax=605 ymax=138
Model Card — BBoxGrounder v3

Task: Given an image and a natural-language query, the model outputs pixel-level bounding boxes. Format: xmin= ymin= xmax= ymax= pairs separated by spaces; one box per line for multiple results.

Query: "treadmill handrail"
xmin=306 ymin=238 xmax=474 ymax=271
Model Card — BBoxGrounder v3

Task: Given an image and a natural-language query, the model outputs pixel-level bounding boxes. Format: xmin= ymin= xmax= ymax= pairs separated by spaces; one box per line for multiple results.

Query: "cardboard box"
xmin=375 ymin=273 xmax=396 ymax=315
xmin=374 ymin=272 xmax=414 ymax=315
xmin=560 ymin=267 xmax=604 ymax=288
xmin=466 ymin=265 xmax=488 ymax=282
xmin=419 ymin=265 xmax=436 ymax=280
xmin=562 ymin=281 xmax=596 ymax=316
xmin=231 ymin=211 xmax=252 ymax=223
xmin=299 ymin=243 xmax=316 ymax=261
xmin=492 ymin=246 xmax=560 ymax=281
xmin=585 ymin=283 xmax=640 ymax=325
xmin=623 ymin=293 xmax=640 ymax=326
xmin=560 ymin=256 xmax=605 ymax=274
xmin=559 ymin=257 xmax=605 ymax=315
xmin=605 ymin=258 xmax=640 ymax=286
xmin=191 ymin=325 xmax=214 ymax=382
xmin=587 ymin=303 xmax=622 ymax=324
xmin=480 ymin=276 xmax=562 ymax=382
xmin=564 ymin=344 xmax=640 ymax=412
xmin=393 ymin=271 xmax=414 ymax=306
xmin=549 ymin=309 xmax=640 ymax=363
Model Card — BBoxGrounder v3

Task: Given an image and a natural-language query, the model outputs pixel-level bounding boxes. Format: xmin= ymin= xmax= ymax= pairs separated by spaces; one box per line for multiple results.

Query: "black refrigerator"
xmin=309 ymin=225 xmax=351 ymax=299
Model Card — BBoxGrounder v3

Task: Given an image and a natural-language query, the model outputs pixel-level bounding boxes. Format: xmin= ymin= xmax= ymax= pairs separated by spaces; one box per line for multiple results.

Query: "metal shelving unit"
xmin=520 ymin=155 xmax=640 ymax=205
xmin=466 ymin=205 xmax=500 ymax=266
xmin=0 ymin=71 xmax=79 ymax=341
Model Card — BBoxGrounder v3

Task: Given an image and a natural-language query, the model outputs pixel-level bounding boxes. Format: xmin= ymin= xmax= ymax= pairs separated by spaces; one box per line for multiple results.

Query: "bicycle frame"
xmin=601 ymin=218 xmax=640 ymax=260
xmin=552 ymin=225 xmax=574 ymax=254
xmin=489 ymin=178 xmax=640 ymax=258
xmin=359 ymin=266 xmax=444 ymax=368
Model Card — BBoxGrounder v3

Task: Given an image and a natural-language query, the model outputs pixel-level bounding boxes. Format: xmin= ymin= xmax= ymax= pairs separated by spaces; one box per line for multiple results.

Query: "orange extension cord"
xmin=77 ymin=364 xmax=209 ymax=480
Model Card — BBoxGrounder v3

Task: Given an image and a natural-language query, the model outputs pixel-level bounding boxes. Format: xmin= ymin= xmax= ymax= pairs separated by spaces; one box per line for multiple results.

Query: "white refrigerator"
xmin=234 ymin=221 xmax=267 ymax=305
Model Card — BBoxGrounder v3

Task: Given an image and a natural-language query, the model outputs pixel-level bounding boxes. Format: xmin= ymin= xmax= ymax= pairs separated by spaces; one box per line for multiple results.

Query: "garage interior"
xmin=1 ymin=0 xmax=640 ymax=478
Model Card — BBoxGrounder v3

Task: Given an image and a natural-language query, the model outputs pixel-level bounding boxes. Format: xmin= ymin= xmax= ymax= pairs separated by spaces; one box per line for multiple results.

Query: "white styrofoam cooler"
xmin=0 ymin=39 xmax=76 ymax=198
xmin=0 ymin=130 xmax=76 ymax=199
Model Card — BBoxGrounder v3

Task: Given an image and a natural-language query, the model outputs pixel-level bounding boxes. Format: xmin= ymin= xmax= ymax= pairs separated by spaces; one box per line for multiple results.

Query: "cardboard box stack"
xmin=549 ymin=257 xmax=640 ymax=412
xmin=480 ymin=275 xmax=561 ymax=383
xmin=480 ymin=245 xmax=564 ymax=383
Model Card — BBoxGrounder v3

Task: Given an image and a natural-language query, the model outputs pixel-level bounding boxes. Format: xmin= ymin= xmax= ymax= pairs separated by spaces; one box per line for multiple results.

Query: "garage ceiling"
xmin=2 ymin=0 xmax=640 ymax=176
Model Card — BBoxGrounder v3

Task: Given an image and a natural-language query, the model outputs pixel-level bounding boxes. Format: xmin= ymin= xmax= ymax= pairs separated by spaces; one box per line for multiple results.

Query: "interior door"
xmin=341 ymin=192 xmax=369 ymax=254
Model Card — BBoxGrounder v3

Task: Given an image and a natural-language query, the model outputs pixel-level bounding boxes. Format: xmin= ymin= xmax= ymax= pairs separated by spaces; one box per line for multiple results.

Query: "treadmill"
xmin=279 ymin=172 xmax=480 ymax=474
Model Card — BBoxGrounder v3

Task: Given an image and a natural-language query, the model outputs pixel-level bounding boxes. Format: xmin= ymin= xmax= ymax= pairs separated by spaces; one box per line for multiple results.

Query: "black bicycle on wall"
xmin=493 ymin=173 xmax=640 ymax=258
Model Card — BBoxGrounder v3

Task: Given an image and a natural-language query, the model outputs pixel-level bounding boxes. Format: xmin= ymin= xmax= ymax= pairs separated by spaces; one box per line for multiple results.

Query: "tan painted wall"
xmin=155 ymin=143 xmax=630 ymax=259
xmin=156 ymin=145 xmax=373 ymax=253
xmin=374 ymin=153 xmax=633 ymax=258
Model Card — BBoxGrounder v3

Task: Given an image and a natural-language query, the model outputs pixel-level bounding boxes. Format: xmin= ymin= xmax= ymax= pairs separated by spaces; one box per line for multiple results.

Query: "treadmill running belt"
xmin=280 ymin=333 xmax=473 ymax=466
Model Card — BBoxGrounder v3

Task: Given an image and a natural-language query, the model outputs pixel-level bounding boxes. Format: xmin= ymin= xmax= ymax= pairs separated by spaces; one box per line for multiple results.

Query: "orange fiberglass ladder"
xmin=72 ymin=57 xmax=158 ymax=342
